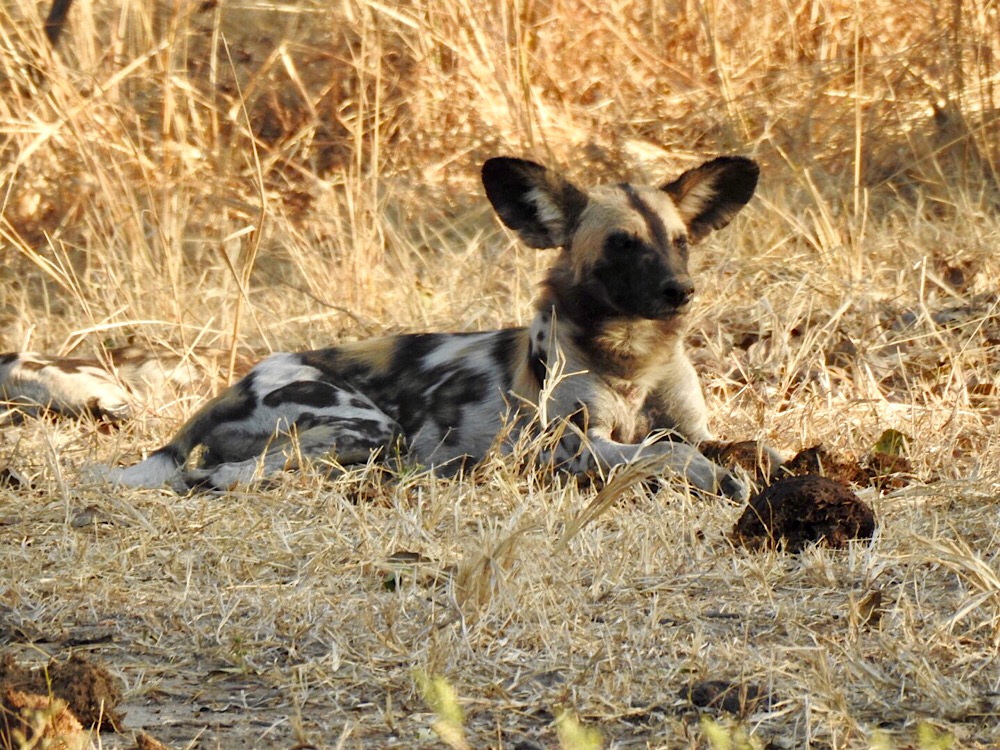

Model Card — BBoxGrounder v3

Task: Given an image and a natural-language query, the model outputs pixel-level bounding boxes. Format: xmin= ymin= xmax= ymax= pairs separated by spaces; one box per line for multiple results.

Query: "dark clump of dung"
xmin=778 ymin=445 xmax=868 ymax=485
xmin=780 ymin=445 xmax=914 ymax=491
xmin=0 ymin=467 xmax=31 ymax=490
xmin=701 ymin=441 xmax=913 ymax=495
xmin=731 ymin=474 xmax=876 ymax=552
xmin=679 ymin=679 xmax=775 ymax=715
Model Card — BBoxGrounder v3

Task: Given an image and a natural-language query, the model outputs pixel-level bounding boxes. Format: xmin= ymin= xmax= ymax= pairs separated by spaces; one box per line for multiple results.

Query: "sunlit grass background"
xmin=1 ymin=1 xmax=999 ymax=748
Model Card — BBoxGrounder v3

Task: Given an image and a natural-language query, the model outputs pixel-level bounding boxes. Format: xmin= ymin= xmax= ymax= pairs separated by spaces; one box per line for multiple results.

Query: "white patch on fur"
xmin=671 ymin=178 xmax=718 ymax=223
xmin=420 ymin=333 xmax=495 ymax=370
xmin=527 ymin=186 xmax=566 ymax=243
xmin=248 ymin=352 xmax=323 ymax=394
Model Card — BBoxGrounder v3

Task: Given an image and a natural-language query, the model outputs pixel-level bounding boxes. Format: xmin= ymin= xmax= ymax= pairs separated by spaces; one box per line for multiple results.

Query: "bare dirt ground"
xmin=2 ymin=1 xmax=1000 ymax=748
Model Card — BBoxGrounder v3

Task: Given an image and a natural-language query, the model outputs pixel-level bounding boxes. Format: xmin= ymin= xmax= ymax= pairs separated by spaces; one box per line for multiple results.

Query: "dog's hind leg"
xmin=108 ymin=352 xmax=401 ymax=489
xmin=182 ymin=410 xmax=402 ymax=490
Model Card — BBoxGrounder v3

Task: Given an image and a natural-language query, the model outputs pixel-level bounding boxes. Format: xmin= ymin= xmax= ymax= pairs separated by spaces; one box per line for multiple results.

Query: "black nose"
xmin=661 ymin=277 xmax=694 ymax=308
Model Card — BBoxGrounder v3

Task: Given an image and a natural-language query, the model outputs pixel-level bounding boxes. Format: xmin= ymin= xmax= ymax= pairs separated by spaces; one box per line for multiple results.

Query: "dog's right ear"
xmin=661 ymin=156 xmax=759 ymax=244
xmin=482 ymin=158 xmax=588 ymax=249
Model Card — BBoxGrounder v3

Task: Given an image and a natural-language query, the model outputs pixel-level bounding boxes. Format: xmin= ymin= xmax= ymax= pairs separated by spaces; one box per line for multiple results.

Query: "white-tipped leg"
xmin=102 ymin=450 xmax=183 ymax=489
xmin=664 ymin=445 xmax=748 ymax=501
xmin=565 ymin=432 xmax=748 ymax=501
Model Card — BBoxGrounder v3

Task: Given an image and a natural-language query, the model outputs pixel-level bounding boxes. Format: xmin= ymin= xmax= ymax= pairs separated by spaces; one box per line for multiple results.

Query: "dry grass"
xmin=1 ymin=0 xmax=1000 ymax=748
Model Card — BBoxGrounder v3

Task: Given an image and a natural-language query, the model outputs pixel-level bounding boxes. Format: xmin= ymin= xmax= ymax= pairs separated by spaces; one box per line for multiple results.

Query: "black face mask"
xmin=592 ymin=232 xmax=693 ymax=320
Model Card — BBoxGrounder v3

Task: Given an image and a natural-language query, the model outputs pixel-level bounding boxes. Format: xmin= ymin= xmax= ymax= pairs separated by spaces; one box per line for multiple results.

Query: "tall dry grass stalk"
xmin=1 ymin=0 xmax=999 ymax=748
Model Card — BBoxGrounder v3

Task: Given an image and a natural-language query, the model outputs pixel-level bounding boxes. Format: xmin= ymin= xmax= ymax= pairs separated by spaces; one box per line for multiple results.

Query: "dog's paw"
xmin=180 ymin=459 xmax=264 ymax=492
xmin=88 ymin=396 xmax=132 ymax=422
xmin=715 ymin=467 xmax=749 ymax=502
xmin=662 ymin=443 xmax=748 ymax=500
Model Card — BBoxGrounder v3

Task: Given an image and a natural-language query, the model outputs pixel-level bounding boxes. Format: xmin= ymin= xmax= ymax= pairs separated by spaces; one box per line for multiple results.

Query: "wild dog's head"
xmin=482 ymin=156 xmax=758 ymax=322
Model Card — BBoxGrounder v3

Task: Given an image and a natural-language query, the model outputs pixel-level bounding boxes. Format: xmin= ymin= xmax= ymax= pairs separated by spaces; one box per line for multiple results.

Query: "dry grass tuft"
xmin=2 ymin=0 xmax=1000 ymax=747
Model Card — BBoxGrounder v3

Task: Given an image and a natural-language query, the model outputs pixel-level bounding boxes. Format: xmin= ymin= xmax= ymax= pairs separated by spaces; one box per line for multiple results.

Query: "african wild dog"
xmin=1 ymin=351 xmax=133 ymax=421
xmin=77 ymin=156 xmax=758 ymax=494
xmin=0 ymin=347 xmax=233 ymax=422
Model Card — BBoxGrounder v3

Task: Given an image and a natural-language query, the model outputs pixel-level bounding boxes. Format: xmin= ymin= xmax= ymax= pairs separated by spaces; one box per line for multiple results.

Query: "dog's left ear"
xmin=661 ymin=156 xmax=759 ymax=243
xmin=482 ymin=157 xmax=588 ymax=249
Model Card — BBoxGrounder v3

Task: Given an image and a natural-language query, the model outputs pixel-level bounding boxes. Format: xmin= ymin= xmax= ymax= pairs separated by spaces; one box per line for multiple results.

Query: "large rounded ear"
xmin=661 ymin=156 xmax=759 ymax=243
xmin=482 ymin=157 xmax=588 ymax=249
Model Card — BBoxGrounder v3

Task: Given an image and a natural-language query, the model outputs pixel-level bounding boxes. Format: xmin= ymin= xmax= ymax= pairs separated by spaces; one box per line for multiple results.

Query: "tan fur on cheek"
xmin=507 ymin=329 xmax=541 ymax=402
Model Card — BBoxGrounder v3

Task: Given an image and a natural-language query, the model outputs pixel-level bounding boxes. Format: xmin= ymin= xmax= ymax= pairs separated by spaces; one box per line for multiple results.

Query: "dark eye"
xmin=607 ymin=232 xmax=640 ymax=253
xmin=674 ymin=236 xmax=689 ymax=257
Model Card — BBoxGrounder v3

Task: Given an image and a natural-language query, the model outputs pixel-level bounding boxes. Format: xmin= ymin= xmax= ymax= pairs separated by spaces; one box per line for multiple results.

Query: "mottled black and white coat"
xmin=3 ymin=156 xmax=759 ymax=496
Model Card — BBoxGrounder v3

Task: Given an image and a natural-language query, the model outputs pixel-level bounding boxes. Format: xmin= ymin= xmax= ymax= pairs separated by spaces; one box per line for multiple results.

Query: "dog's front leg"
xmin=557 ymin=428 xmax=747 ymax=500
